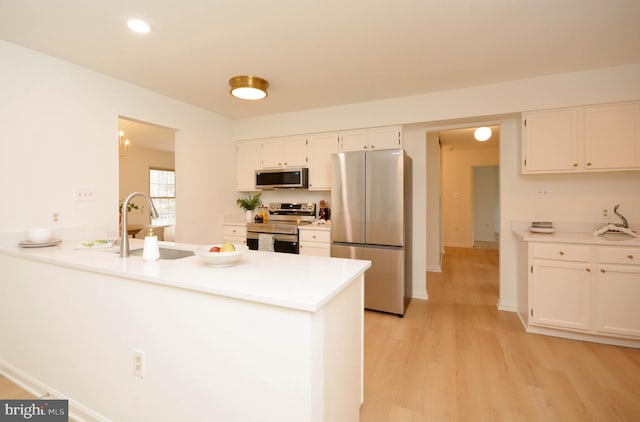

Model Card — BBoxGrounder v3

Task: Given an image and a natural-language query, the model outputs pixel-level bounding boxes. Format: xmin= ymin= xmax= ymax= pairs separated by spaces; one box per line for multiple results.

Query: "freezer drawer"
xmin=332 ymin=244 xmax=405 ymax=315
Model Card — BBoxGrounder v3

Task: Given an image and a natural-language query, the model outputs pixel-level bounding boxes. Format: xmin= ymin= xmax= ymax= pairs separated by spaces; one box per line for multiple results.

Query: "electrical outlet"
xmin=75 ymin=187 xmax=96 ymax=202
xmin=133 ymin=349 xmax=145 ymax=378
xmin=536 ymin=187 xmax=549 ymax=197
xmin=51 ymin=212 xmax=60 ymax=225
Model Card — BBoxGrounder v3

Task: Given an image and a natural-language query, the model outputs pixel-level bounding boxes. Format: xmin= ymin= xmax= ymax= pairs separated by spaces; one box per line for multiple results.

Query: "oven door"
xmin=247 ymin=232 xmax=299 ymax=254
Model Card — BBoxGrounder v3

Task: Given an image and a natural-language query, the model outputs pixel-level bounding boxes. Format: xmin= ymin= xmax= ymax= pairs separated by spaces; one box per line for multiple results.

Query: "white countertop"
xmin=298 ymin=222 xmax=331 ymax=231
xmin=0 ymin=235 xmax=370 ymax=312
xmin=513 ymin=228 xmax=640 ymax=247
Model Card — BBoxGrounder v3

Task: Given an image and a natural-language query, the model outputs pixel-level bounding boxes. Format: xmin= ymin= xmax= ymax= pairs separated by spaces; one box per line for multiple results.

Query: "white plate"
xmin=18 ymin=238 xmax=63 ymax=248
xmin=528 ymin=227 xmax=555 ymax=233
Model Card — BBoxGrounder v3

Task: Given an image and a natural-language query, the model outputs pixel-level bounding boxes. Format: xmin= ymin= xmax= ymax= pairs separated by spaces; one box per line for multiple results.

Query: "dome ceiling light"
xmin=474 ymin=127 xmax=492 ymax=142
xmin=229 ymin=76 xmax=269 ymax=100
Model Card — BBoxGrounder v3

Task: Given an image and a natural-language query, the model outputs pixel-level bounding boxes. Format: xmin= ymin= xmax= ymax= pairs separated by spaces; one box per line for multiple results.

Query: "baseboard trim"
xmin=0 ymin=361 xmax=108 ymax=422
xmin=412 ymin=291 xmax=428 ymax=300
xmin=426 ymin=266 xmax=441 ymax=273
xmin=496 ymin=300 xmax=517 ymax=312
xmin=524 ymin=326 xmax=640 ymax=349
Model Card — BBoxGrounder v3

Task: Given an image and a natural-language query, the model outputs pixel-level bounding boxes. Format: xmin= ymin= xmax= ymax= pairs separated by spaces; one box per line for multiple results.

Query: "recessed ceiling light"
xmin=127 ymin=19 xmax=150 ymax=34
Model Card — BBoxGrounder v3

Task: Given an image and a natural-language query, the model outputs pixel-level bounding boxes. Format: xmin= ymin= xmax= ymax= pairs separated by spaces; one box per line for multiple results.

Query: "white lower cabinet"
xmin=530 ymin=260 xmax=591 ymax=331
xmin=223 ymin=224 xmax=247 ymax=245
xmin=528 ymin=242 xmax=640 ymax=342
xmin=593 ymin=247 xmax=640 ymax=338
xmin=299 ymin=227 xmax=331 ymax=257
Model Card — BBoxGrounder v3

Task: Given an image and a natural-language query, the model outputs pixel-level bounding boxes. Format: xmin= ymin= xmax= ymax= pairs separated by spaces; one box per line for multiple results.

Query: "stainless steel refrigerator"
xmin=331 ymin=149 xmax=412 ymax=316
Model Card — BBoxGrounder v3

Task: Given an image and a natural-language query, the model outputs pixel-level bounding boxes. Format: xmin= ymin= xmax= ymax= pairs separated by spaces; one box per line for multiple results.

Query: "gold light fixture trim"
xmin=229 ymin=75 xmax=269 ymax=100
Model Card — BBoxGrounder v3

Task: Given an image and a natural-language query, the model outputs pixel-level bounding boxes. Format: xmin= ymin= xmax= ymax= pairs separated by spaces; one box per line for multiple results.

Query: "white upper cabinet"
xmin=339 ymin=126 xmax=402 ymax=152
xmin=307 ymin=133 xmax=339 ymax=190
xmin=261 ymin=136 xmax=307 ymax=168
xmin=523 ymin=101 xmax=640 ymax=174
xmin=522 ymin=108 xmax=582 ymax=172
xmin=584 ymin=102 xmax=640 ymax=170
xmin=236 ymin=139 xmax=262 ymax=191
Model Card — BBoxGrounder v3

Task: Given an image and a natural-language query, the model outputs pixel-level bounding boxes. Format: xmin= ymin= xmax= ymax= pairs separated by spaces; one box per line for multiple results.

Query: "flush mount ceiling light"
xmin=229 ymin=76 xmax=269 ymax=100
xmin=127 ymin=19 xmax=150 ymax=34
xmin=474 ymin=127 xmax=492 ymax=142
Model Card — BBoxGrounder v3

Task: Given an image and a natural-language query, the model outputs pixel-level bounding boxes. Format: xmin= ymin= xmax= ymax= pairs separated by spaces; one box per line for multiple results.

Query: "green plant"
xmin=236 ymin=193 xmax=262 ymax=211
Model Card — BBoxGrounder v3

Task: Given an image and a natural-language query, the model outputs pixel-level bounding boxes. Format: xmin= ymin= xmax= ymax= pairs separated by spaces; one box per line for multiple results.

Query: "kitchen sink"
xmin=128 ymin=248 xmax=194 ymax=260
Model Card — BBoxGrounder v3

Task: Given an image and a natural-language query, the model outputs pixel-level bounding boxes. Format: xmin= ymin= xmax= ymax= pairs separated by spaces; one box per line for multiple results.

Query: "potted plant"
xmin=237 ymin=193 xmax=262 ymax=222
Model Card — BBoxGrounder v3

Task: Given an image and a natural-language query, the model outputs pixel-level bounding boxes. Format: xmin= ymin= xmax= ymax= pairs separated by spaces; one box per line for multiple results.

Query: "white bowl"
xmin=194 ymin=244 xmax=248 ymax=268
xmin=26 ymin=228 xmax=53 ymax=243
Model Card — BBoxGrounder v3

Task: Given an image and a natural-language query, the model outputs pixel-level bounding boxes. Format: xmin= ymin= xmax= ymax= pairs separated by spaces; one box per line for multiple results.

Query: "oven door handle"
xmin=247 ymin=232 xmax=298 ymax=243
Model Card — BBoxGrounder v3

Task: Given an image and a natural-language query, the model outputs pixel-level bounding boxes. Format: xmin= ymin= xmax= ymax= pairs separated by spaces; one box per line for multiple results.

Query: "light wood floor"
xmin=359 ymin=247 xmax=640 ymax=421
xmin=2 ymin=247 xmax=638 ymax=421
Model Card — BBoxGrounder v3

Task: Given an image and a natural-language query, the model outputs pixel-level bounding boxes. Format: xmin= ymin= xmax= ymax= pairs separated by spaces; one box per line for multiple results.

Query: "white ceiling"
xmin=1 ymin=1 xmax=639 ymax=120
xmin=119 ymin=117 xmax=175 ymax=152
xmin=439 ymin=126 xmax=500 ymax=151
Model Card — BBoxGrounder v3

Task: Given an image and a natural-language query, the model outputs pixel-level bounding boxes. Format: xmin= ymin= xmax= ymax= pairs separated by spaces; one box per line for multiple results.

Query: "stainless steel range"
xmin=246 ymin=203 xmax=316 ymax=254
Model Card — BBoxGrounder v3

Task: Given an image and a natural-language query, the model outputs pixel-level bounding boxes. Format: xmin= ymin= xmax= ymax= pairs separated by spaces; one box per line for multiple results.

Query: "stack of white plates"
xmin=529 ymin=221 xmax=555 ymax=233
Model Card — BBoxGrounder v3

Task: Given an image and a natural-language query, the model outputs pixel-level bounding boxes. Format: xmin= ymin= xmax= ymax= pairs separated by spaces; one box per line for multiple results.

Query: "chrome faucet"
xmin=120 ymin=192 xmax=160 ymax=258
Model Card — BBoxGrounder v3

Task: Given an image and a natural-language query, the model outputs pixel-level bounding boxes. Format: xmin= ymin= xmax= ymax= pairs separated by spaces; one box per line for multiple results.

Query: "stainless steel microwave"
xmin=255 ymin=168 xmax=308 ymax=189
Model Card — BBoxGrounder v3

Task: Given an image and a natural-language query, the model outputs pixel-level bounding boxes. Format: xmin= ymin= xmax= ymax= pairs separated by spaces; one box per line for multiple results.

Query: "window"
xmin=149 ymin=168 xmax=175 ymax=225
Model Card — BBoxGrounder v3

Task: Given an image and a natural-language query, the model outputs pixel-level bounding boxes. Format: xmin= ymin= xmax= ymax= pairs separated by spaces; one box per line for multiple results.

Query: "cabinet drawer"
xmin=531 ymin=243 xmax=590 ymax=262
xmin=598 ymin=247 xmax=640 ymax=265
xmin=223 ymin=225 xmax=247 ymax=237
xmin=299 ymin=229 xmax=331 ymax=243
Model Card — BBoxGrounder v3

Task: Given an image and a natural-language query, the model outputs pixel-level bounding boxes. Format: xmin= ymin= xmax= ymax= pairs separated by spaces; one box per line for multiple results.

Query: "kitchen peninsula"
xmin=0 ymin=234 xmax=370 ymax=422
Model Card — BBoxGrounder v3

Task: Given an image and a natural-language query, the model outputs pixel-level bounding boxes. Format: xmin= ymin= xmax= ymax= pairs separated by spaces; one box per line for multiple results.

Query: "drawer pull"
xmin=628 ymin=255 xmax=634 ymax=259
xmin=600 ymin=269 xmax=606 ymax=273
xmin=559 ymin=251 xmax=564 ymax=256
xmin=585 ymin=268 xmax=591 ymax=272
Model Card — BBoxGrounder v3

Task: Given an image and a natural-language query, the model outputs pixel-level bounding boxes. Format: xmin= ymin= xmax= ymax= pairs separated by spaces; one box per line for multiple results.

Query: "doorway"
xmin=118 ymin=116 xmax=176 ymax=239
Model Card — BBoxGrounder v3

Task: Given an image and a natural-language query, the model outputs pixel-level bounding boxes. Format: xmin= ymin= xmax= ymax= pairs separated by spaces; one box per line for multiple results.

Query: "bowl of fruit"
xmin=194 ymin=242 xmax=249 ymax=268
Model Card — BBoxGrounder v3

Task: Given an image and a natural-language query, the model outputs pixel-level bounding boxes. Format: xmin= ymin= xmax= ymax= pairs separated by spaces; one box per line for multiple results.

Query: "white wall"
xmin=473 ymin=166 xmax=499 ymax=242
xmin=0 ymin=41 xmax=235 ymax=244
xmin=232 ymin=64 xmax=640 ymax=311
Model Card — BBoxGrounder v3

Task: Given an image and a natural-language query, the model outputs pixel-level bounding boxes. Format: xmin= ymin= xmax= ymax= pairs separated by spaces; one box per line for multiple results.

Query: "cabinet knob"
xmin=312 ymin=235 xmax=316 ymax=239
xmin=573 ymin=163 xmax=578 ymax=167
xmin=371 ymin=145 xmax=375 ymax=149
xmin=585 ymin=268 xmax=591 ymax=272
xmin=559 ymin=251 xmax=564 ymax=255
xmin=232 ymin=229 xmax=236 ymax=233
xmin=284 ymin=162 xmax=288 ymax=165
xmin=586 ymin=162 xmax=592 ymax=166
xmin=600 ymin=269 xmax=606 ymax=273
xmin=628 ymin=255 xmax=634 ymax=259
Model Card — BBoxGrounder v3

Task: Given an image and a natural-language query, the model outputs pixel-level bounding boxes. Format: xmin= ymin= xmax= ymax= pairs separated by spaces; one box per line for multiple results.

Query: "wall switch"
xmin=133 ymin=349 xmax=145 ymax=378
xmin=75 ymin=187 xmax=96 ymax=202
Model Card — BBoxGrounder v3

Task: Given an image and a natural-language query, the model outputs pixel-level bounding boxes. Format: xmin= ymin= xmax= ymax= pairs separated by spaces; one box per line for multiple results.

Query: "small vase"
xmin=245 ymin=210 xmax=253 ymax=223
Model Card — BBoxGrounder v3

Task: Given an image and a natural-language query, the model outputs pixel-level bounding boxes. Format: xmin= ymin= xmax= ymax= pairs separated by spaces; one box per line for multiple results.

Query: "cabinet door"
xmin=236 ymin=140 xmax=262 ymax=191
xmin=261 ymin=140 xmax=283 ymax=168
xmin=369 ymin=126 xmax=401 ymax=150
xmin=523 ymin=108 xmax=582 ymax=172
xmin=340 ymin=130 xmax=369 ymax=152
xmin=282 ymin=137 xmax=308 ymax=167
xmin=593 ymin=264 xmax=640 ymax=338
xmin=584 ymin=102 xmax=640 ymax=170
xmin=307 ymin=134 xmax=339 ymax=190
xmin=530 ymin=260 xmax=591 ymax=331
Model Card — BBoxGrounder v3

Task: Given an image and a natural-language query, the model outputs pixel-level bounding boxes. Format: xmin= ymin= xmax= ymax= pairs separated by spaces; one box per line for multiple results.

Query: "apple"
xmin=220 ymin=242 xmax=236 ymax=252
xmin=209 ymin=246 xmax=221 ymax=253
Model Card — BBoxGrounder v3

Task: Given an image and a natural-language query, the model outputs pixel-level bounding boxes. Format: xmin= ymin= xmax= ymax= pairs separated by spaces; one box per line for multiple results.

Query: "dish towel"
xmin=258 ymin=233 xmax=275 ymax=252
